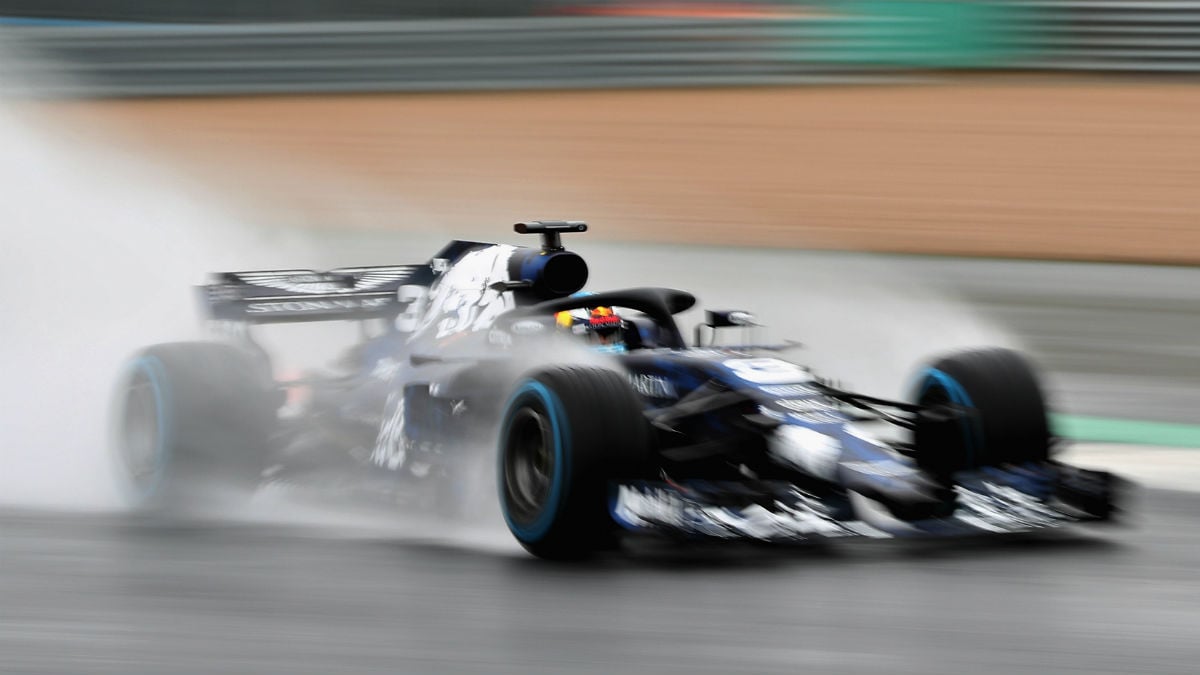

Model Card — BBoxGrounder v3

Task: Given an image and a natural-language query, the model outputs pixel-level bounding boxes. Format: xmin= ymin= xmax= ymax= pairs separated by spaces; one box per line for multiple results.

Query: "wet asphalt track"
xmin=2 ymin=489 xmax=1198 ymax=675
xmin=6 ymin=247 xmax=1200 ymax=673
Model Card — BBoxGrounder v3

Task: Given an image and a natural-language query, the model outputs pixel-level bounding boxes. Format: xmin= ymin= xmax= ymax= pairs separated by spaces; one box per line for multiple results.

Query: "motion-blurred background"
xmin=4 ymin=0 xmax=1200 ymax=262
xmin=3 ymin=2 xmax=1200 ymax=673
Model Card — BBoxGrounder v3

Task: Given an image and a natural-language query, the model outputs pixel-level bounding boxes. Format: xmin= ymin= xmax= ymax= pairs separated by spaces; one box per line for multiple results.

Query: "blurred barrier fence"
xmin=0 ymin=16 xmax=924 ymax=96
xmin=1 ymin=3 xmax=1199 ymax=97
xmin=816 ymin=0 xmax=1200 ymax=71
xmin=1012 ymin=0 xmax=1200 ymax=72
xmin=0 ymin=0 xmax=544 ymax=22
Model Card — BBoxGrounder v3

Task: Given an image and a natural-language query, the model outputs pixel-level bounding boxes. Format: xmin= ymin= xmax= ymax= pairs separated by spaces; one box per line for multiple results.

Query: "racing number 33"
xmin=724 ymin=358 xmax=809 ymax=384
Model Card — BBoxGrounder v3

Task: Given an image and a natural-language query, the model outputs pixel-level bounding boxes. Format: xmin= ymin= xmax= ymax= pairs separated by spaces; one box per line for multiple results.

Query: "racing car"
xmin=111 ymin=221 xmax=1120 ymax=559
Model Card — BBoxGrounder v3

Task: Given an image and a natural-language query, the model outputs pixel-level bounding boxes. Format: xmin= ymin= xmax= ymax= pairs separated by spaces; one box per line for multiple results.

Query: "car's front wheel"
xmin=498 ymin=366 xmax=649 ymax=560
xmin=910 ymin=347 xmax=1051 ymax=478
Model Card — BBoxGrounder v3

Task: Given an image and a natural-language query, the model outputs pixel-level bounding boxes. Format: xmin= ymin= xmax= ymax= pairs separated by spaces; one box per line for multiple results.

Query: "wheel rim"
xmin=917 ymin=369 xmax=977 ymax=473
xmin=920 ymin=380 xmax=952 ymax=408
xmin=119 ymin=370 xmax=163 ymax=494
xmin=503 ymin=405 xmax=555 ymax=525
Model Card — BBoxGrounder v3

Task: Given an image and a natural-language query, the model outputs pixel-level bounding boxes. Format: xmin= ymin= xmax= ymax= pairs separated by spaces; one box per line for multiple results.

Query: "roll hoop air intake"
xmin=507 ymin=221 xmax=589 ymax=300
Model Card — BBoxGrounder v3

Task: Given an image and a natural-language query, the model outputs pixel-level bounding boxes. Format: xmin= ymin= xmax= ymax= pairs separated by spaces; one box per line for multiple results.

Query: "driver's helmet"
xmin=585 ymin=306 xmax=626 ymax=353
xmin=553 ymin=306 xmax=627 ymax=353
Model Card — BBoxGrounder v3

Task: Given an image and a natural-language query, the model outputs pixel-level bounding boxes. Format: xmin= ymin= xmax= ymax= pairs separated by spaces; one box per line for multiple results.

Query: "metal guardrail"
xmin=1011 ymin=0 xmax=1200 ymax=71
xmin=0 ymin=16 xmax=917 ymax=97
xmin=0 ymin=0 xmax=541 ymax=23
xmin=1 ymin=4 xmax=1198 ymax=97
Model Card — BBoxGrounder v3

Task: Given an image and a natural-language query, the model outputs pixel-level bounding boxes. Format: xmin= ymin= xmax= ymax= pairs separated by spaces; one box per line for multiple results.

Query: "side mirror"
xmin=705 ymin=310 xmax=758 ymax=328
xmin=695 ymin=310 xmax=760 ymax=346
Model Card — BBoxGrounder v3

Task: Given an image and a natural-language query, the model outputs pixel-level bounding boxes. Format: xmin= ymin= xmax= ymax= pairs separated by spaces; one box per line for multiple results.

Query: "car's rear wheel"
xmin=112 ymin=342 xmax=278 ymax=512
xmin=911 ymin=347 xmax=1051 ymax=478
xmin=498 ymin=366 xmax=649 ymax=560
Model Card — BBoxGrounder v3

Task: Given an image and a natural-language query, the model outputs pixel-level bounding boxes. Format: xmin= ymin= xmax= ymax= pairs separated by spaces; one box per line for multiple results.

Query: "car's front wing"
xmin=608 ymin=464 xmax=1121 ymax=542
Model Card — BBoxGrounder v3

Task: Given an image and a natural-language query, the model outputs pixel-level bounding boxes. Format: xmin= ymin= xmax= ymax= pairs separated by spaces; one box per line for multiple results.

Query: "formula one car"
xmin=111 ymin=221 xmax=1120 ymax=559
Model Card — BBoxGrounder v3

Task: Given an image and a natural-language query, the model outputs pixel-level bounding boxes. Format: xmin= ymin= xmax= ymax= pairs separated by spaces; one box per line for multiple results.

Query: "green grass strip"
xmin=1052 ymin=414 xmax=1200 ymax=448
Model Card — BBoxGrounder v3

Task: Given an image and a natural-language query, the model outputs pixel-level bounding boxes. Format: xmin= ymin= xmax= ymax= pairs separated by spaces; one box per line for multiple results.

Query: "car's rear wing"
xmin=199 ymin=264 xmax=429 ymax=324
xmin=198 ymin=240 xmax=511 ymax=324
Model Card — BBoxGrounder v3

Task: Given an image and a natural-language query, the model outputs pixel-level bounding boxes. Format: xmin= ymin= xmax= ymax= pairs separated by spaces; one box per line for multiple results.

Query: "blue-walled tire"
xmin=911 ymin=348 xmax=1051 ymax=478
xmin=498 ymin=366 xmax=649 ymax=560
xmin=111 ymin=342 xmax=277 ymax=512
